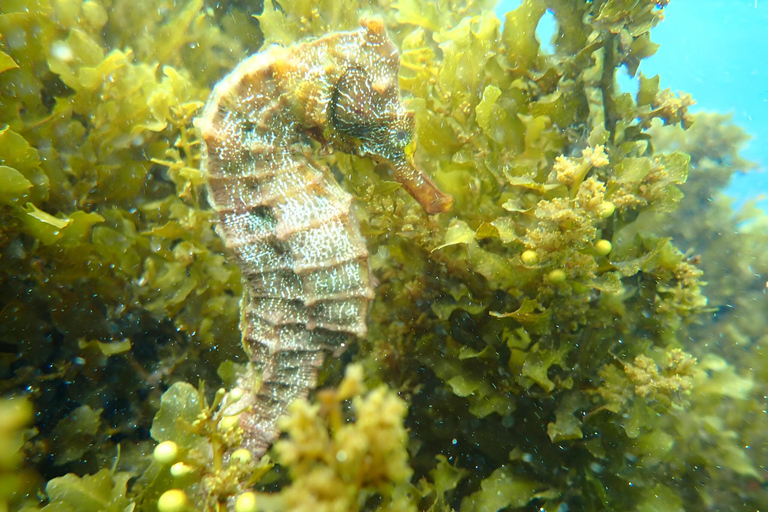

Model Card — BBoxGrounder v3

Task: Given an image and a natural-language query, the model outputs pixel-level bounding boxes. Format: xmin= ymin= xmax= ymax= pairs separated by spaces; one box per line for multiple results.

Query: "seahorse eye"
xmin=392 ymin=128 xmax=410 ymax=148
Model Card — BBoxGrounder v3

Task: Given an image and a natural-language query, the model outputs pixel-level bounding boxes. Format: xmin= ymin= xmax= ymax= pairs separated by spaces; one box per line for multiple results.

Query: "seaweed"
xmin=1 ymin=0 xmax=766 ymax=511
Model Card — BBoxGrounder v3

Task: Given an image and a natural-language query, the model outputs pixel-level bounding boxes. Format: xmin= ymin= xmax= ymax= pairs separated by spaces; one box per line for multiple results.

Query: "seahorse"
xmin=195 ymin=17 xmax=453 ymax=459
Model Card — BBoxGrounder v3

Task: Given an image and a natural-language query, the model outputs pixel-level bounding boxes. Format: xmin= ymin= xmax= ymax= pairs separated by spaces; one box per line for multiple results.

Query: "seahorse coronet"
xmin=196 ymin=17 xmax=453 ymax=461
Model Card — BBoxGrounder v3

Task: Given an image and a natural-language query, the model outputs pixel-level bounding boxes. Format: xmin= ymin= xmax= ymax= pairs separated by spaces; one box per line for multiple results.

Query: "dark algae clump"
xmin=1 ymin=1 xmax=766 ymax=511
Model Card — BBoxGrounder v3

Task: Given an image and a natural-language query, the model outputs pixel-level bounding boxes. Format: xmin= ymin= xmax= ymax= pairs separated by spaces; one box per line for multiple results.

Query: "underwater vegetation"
xmin=0 ymin=0 xmax=766 ymax=511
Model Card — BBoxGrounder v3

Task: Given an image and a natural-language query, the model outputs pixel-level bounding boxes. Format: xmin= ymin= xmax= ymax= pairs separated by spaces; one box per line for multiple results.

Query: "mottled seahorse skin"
xmin=195 ymin=17 xmax=452 ymax=458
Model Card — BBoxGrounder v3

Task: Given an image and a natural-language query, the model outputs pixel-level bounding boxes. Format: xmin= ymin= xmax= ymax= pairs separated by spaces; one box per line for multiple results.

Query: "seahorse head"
xmin=330 ymin=65 xmax=452 ymax=214
xmin=330 ymin=65 xmax=404 ymax=151
xmin=325 ymin=21 xmax=453 ymax=214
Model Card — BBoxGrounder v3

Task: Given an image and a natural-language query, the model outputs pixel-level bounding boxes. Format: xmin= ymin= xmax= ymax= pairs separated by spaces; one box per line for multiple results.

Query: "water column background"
xmin=497 ymin=0 xmax=768 ymax=212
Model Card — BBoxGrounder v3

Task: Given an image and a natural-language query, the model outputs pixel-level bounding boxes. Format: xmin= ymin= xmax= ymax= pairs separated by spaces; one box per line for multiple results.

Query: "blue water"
xmin=496 ymin=0 xmax=768 ymax=212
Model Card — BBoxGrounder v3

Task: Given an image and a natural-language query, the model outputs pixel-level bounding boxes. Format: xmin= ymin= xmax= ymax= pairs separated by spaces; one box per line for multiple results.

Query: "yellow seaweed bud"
xmin=82 ymin=0 xmax=108 ymax=29
xmin=230 ymin=448 xmax=252 ymax=465
xmin=219 ymin=415 xmax=240 ymax=432
xmin=547 ymin=269 xmax=567 ymax=284
xmin=0 ymin=397 xmax=33 ymax=431
xmin=157 ymin=489 xmax=189 ymax=512
xmin=597 ymin=201 xmax=616 ymax=219
xmin=170 ymin=462 xmax=194 ymax=478
xmin=235 ymin=491 xmax=257 ymax=512
xmin=595 ymin=240 xmax=612 ymax=256
xmin=572 ymin=281 xmax=590 ymax=294
xmin=153 ymin=441 xmax=179 ymax=465
xmin=337 ymin=364 xmax=365 ymax=400
xmin=521 ymin=250 xmax=539 ymax=266
xmin=229 ymin=387 xmax=244 ymax=401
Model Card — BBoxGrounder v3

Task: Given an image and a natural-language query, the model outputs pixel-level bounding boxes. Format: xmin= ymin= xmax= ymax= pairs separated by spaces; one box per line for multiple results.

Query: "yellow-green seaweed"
xmin=1 ymin=0 xmax=766 ymax=511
